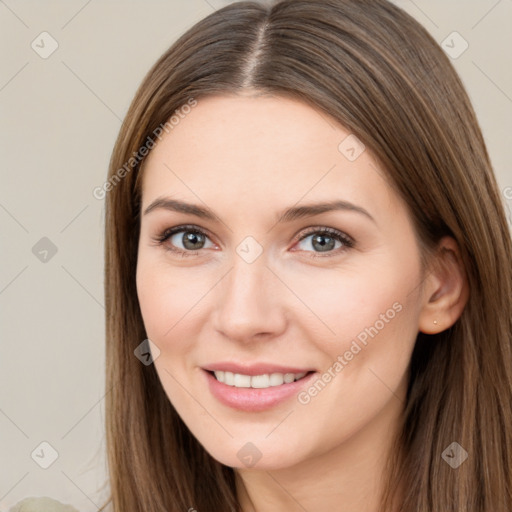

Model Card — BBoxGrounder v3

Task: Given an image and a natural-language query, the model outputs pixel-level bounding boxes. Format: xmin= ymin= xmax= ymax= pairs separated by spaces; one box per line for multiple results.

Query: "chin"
xmin=198 ymin=435 xmax=309 ymax=471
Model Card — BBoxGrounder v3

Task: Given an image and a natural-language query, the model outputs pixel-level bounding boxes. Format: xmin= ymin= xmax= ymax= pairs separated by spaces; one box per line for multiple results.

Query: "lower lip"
xmin=203 ymin=370 xmax=316 ymax=412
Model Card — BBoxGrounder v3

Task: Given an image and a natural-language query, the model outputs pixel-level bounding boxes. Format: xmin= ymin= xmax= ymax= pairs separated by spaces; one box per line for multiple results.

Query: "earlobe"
xmin=418 ymin=237 xmax=469 ymax=334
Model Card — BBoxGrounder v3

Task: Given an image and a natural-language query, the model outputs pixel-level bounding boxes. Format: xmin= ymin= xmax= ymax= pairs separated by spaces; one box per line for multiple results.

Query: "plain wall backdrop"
xmin=1 ymin=0 xmax=511 ymax=510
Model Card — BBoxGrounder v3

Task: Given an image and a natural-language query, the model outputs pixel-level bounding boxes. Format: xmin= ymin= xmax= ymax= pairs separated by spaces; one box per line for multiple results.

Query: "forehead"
xmin=146 ymin=93 xmax=346 ymax=166
xmin=140 ymin=94 xmax=398 ymax=219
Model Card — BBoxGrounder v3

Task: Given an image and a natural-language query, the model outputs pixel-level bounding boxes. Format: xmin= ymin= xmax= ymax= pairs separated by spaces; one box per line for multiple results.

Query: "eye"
xmin=294 ymin=227 xmax=354 ymax=257
xmin=152 ymin=224 xmax=215 ymax=256
xmin=152 ymin=224 xmax=355 ymax=259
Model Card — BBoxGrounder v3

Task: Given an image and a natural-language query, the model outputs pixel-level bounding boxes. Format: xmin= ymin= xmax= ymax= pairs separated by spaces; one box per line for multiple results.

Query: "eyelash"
xmin=151 ymin=224 xmax=355 ymax=259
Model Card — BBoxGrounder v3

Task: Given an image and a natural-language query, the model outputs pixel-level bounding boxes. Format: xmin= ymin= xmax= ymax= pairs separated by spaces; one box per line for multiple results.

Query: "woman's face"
xmin=136 ymin=93 xmax=426 ymax=469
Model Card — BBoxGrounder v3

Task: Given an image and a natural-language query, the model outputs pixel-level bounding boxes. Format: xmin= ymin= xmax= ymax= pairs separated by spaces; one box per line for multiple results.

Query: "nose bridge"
xmin=213 ymin=250 xmax=286 ymax=341
xmin=224 ymin=253 xmax=272 ymax=316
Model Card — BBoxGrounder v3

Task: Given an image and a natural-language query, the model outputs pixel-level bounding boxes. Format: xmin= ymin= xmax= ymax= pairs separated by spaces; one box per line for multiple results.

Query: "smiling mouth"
xmin=208 ymin=370 xmax=312 ymax=389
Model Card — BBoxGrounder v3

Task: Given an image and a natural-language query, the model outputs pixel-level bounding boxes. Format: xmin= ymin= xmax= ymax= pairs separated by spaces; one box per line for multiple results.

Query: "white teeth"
xmin=251 ymin=374 xmax=270 ymax=388
xmin=213 ymin=370 xmax=308 ymax=388
xmin=269 ymin=373 xmax=284 ymax=386
xmin=233 ymin=373 xmax=251 ymax=387
xmin=284 ymin=373 xmax=295 ymax=384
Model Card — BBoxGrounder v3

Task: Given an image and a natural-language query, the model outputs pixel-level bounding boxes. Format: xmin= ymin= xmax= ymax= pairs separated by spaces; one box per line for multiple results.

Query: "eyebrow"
xmin=143 ymin=197 xmax=375 ymax=224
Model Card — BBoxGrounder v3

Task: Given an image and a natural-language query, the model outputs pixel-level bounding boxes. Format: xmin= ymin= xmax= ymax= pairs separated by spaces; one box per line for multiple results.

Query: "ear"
xmin=418 ymin=236 xmax=469 ymax=334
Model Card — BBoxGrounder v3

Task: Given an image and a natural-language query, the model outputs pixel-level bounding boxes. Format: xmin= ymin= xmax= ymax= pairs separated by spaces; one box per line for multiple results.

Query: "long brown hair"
xmin=100 ymin=1 xmax=512 ymax=510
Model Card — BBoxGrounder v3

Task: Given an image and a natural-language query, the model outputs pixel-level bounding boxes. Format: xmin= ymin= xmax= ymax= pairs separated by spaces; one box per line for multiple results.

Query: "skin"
xmin=136 ymin=92 xmax=468 ymax=512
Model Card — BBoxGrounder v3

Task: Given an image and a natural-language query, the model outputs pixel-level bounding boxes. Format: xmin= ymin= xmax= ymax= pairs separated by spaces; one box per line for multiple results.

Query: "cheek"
xmin=136 ymin=254 xmax=210 ymax=342
xmin=291 ymin=253 xmax=422 ymax=392
xmin=136 ymin=259 xmax=207 ymax=411
xmin=322 ymin=261 xmax=421 ymax=403
xmin=136 ymin=262 xmax=188 ymax=360
xmin=285 ymin=255 xmax=417 ymax=344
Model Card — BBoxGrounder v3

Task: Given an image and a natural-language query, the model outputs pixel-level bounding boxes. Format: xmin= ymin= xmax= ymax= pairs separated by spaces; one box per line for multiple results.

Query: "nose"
xmin=212 ymin=255 xmax=287 ymax=343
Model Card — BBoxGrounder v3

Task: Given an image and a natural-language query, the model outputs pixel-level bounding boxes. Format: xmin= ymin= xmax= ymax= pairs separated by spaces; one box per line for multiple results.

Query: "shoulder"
xmin=8 ymin=497 xmax=79 ymax=512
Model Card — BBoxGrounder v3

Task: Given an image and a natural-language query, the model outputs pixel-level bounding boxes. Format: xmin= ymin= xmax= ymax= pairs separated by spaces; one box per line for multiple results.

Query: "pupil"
xmin=312 ymin=234 xmax=334 ymax=252
xmin=183 ymin=232 xmax=204 ymax=250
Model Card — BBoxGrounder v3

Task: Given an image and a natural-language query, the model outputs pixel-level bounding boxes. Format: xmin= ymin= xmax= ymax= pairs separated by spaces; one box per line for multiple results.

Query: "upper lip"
xmin=202 ymin=362 xmax=314 ymax=376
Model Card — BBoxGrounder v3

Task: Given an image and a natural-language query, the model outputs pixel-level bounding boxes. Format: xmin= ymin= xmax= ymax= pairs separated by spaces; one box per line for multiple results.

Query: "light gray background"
xmin=1 ymin=0 xmax=511 ymax=510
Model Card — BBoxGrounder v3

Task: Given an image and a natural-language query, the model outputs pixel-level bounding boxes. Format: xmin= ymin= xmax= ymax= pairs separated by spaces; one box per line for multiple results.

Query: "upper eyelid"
xmin=161 ymin=224 xmax=214 ymax=241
